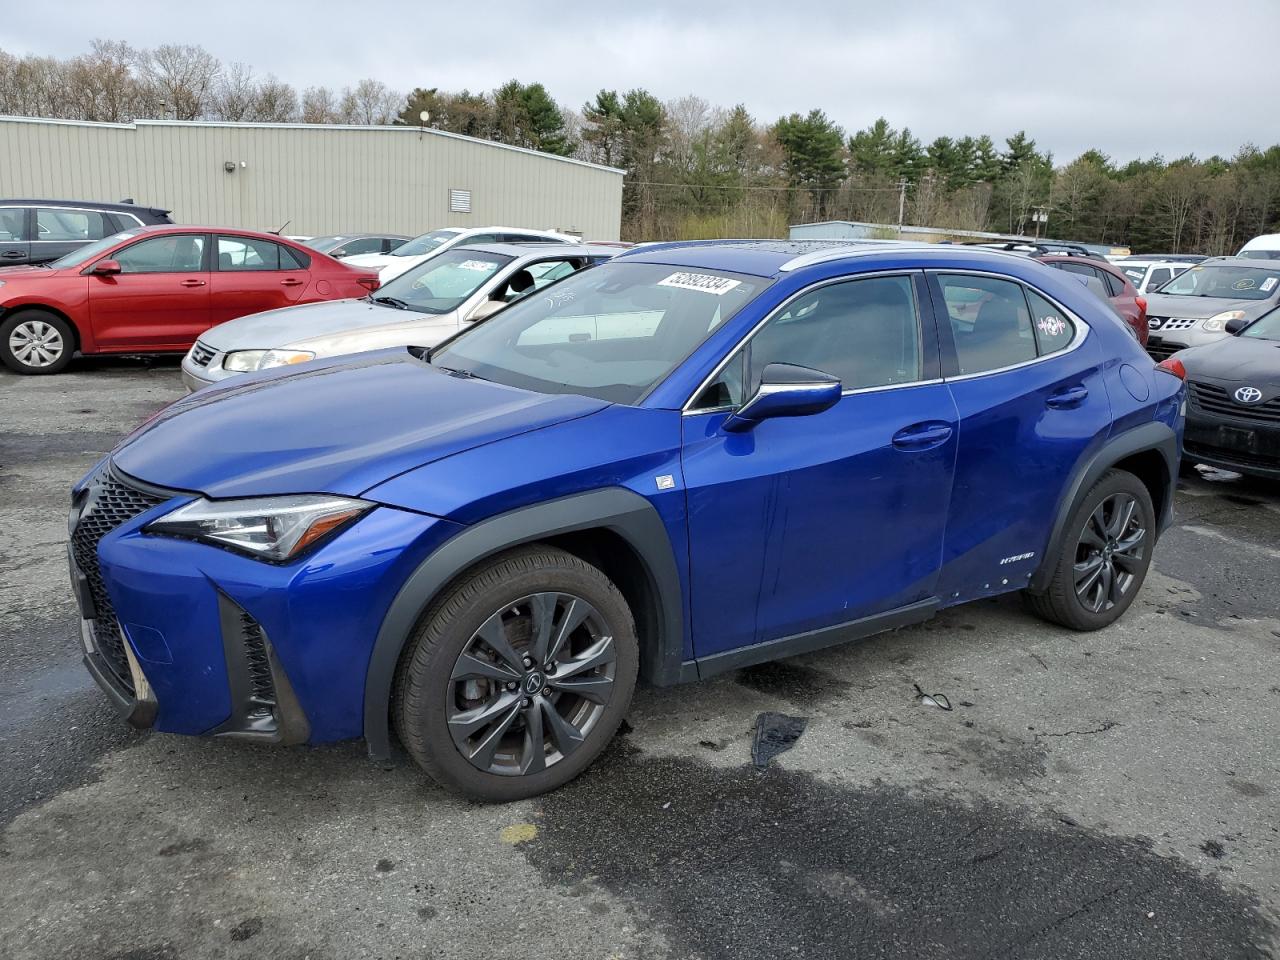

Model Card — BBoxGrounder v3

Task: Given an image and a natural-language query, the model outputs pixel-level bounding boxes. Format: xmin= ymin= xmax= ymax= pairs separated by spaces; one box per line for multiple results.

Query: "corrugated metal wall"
xmin=0 ymin=117 xmax=624 ymax=239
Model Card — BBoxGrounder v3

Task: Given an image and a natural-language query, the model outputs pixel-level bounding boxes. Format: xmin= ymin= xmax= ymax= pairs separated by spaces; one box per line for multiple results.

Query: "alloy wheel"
xmin=446 ymin=592 xmax=616 ymax=776
xmin=1074 ymin=492 xmax=1146 ymax=613
xmin=9 ymin=319 xmax=65 ymax=367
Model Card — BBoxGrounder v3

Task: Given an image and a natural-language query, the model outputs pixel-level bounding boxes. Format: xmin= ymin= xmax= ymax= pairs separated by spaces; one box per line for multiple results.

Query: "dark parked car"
xmin=1176 ymin=305 xmax=1280 ymax=478
xmin=68 ymin=241 xmax=1184 ymax=800
xmin=0 ymin=198 xmax=172 ymax=266
xmin=300 ymin=234 xmax=412 ymax=259
xmin=1037 ymin=255 xmax=1148 ymax=345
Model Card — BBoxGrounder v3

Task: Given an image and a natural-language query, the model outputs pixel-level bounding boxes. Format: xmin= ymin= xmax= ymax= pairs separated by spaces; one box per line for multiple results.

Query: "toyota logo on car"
xmin=1234 ymin=386 xmax=1264 ymax=404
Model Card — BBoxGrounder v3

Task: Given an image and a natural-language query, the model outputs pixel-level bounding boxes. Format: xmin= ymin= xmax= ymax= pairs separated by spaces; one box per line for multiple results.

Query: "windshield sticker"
xmin=458 ymin=259 xmax=498 ymax=272
xmin=658 ymin=272 xmax=742 ymax=296
xmin=1233 ymin=278 xmax=1257 ymax=291
xmin=1036 ymin=315 xmax=1067 ymax=338
xmin=1262 ymin=277 xmax=1277 ymax=293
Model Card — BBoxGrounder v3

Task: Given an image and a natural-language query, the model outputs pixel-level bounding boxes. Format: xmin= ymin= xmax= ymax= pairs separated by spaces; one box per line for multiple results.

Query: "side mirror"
xmin=466 ymin=299 xmax=507 ymax=323
xmin=1225 ymin=316 xmax=1251 ymax=335
xmin=723 ymin=363 xmax=842 ymax=433
xmin=90 ymin=259 xmax=121 ymax=276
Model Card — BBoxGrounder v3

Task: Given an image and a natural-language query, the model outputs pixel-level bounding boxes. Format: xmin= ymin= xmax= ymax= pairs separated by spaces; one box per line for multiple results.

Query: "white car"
xmin=181 ymin=243 xmax=616 ymax=391
xmin=342 ymin=226 xmax=580 ymax=283
xmin=1112 ymin=259 xmax=1191 ymax=294
xmin=1239 ymin=233 xmax=1280 ymax=260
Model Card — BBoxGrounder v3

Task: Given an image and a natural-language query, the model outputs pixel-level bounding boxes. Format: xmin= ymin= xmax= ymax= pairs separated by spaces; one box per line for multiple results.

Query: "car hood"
xmin=1143 ymin=294 xmax=1270 ymax=319
xmin=0 ymin=265 xmax=64 ymax=280
xmin=112 ymin=349 xmax=609 ymax=498
xmin=1179 ymin=334 xmax=1280 ymax=382
xmin=199 ymin=299 xmax=426 ymax=350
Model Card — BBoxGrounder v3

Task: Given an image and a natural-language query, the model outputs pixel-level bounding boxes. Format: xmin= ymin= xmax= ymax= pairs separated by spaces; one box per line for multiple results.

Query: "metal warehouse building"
xmin=0 ymin=115 xmax=624 ymax=240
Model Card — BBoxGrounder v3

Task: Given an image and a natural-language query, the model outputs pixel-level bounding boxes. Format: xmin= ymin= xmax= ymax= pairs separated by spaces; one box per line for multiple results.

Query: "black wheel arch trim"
xmin=1029 ymin=420 xmax=1179 ymax=594
xmin=362 ymin=486 xmax=684 ymax=761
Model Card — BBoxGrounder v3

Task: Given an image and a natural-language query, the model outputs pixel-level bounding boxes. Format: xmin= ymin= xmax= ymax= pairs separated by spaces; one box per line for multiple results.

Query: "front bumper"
xmin=1184 ymin=383 xmax=1280 ymax=479
xmin=68 ymin=463 xmax=459 ymax=743
xmin=180 ymin=346 xmax=234 ymax=392
xmin=1145 ymin=326 xmax=1227 ymax=361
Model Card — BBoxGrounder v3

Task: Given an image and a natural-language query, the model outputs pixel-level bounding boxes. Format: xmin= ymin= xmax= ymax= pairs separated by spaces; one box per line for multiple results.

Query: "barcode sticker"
xmin=657 ymin=272 xmax=742 ymax=296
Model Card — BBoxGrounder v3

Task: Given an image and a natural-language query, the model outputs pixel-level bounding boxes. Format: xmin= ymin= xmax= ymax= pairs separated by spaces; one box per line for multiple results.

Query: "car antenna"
xmin=270 ymin=219 xmax=292 ymax=236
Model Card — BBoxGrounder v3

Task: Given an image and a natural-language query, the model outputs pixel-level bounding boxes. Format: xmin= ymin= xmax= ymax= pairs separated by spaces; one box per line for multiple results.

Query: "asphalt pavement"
xmin=2 ymin=356 xmax=1278 ymax=959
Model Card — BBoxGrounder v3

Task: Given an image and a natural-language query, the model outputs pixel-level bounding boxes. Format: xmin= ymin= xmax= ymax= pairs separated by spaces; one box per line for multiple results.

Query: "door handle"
xmin=1046 ymin=385 xmax=1089 ymax=409
xmin=280 ymin=278 xmax=304 ymax=286
xmin=179 ymin=279 xmax=206 ymax=287
xmin=891 ymin=423 xmax=954 ymax=449
xmin=0 ymin=251 xmax=23 ymax=259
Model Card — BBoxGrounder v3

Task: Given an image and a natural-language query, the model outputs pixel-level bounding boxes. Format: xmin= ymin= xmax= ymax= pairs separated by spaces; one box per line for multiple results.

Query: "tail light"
xmin=356 ymin=276 xmax=380 ymax=292
xmin=1156 ymin=357 xmax=1186 ymax=380
xmin=1135 ymin=295 xmax=1147 ymax=319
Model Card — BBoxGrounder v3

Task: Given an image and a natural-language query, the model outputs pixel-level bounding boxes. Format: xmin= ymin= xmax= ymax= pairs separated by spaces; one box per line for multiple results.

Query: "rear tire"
xmin=1 ymin=310 xmax=75 ymax=374
xmin=1024 ymin=469 xmax=1155 ymax=631
xmin=393 ymin=545 xmax=638 ymax=802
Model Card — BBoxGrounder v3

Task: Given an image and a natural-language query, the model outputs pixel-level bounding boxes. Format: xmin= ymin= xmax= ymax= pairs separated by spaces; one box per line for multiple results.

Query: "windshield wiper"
xmin=371 ymin=295 xmax=410 ymax=310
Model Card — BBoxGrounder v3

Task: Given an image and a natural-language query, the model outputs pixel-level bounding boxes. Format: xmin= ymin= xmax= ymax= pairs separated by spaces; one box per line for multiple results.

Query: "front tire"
xmin=393 ymin=546 xmax=638 ymax=801
xmin=1 ymin=310 xmax=75 ymax=374
xmin=1024 ymin=469 xmax=1155 ymax=631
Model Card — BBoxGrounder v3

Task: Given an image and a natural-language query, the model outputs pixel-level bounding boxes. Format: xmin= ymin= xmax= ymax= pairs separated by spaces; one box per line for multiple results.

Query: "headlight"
xmin=259 ymin=349 xmax=315 ymax=369
xmin=222 ymin=349 xmax=267 ymax=372
xmin=145 ymin=495 xmax=371 ymax=561
xmin=1203 ymin=310 xmax=1246 ymax=333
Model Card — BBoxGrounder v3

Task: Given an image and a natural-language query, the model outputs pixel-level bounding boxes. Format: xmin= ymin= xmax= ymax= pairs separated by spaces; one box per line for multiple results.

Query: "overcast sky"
xmin=4 ymin=0 xmax=1277 ymax=163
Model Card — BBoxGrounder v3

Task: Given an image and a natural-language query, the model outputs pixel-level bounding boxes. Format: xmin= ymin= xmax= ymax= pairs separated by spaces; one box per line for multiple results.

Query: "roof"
xmin=450 ymin=241 xmax=622 ymax=260
xmin=615 ymin=238 xmax=1035 ymax=278
xmin=0 ymin=114 xmax=626 ymax=176
xmin=108 ymin=223 xmax=316 ymax=243
xmin=1 ymin=197 xmax=170 ymax=216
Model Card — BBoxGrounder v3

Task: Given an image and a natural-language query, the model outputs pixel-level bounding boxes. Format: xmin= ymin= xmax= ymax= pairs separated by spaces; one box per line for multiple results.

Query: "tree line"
xmin=3 ymin=40 xmax=1277 ymax=253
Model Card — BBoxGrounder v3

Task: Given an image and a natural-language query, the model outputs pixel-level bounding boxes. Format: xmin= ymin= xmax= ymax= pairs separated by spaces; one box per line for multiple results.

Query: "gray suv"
xmin=0 ymin=198 xmax=172 ymax=266
xmin=1144 ymin=257 xmax=1280 ymax=361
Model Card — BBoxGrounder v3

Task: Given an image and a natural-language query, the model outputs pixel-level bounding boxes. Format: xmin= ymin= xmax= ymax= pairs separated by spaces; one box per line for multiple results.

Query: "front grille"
xmin=70 ymin=466 xmax=169 ymax=691
xmin=1189 ymin=381 xmax=1280 ymax=424
xmin=1148 ymin=316 xmax=1199 ymax=331
xmin=237 ymin=609 xmax=277 ymax=711
xmin=1147 ymin=340 xmax=1180 ymax=362
xmin=189 ymin=341 xmax=216 ymax=367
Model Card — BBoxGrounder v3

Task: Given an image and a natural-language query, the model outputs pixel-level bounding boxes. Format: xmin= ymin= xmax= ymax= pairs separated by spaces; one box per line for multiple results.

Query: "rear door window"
xmin=36 ymin=208 xmax=109 ymax=242
xmin=1025 ymin=289 xmax=1076 ymax=355
xmin=937 ymin=274 xmax=1037 ymax=375
xmin=0 ymin=207 xmax=27 ymax=241
xmin=217 ymin=235 xmax=304 ymax=271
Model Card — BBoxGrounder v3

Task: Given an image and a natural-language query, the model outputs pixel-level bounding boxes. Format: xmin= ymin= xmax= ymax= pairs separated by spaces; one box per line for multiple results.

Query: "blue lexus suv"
xmin=68 ymin=241 xmax=1185 ymax=800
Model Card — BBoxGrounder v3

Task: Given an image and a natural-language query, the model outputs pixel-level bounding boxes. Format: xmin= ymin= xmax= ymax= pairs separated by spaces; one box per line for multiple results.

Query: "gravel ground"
xmin=2 ymin=356 xmax=1278 ymax=960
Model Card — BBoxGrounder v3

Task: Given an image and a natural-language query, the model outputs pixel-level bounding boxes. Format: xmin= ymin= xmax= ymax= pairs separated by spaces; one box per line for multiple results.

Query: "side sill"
xmin=689 ymin=597 xmax=939 ymax=681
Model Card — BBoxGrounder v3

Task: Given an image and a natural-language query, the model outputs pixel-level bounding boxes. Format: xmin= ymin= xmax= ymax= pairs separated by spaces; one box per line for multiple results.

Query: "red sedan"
xmin=0 ymin=225 xmax=379 ymax=374
xmin=1036 ymin=255 xmax=1148 ymax=346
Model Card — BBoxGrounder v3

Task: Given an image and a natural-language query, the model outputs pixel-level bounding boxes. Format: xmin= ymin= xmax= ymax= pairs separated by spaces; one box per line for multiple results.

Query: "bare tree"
xmin=251 ymin=75 xmax=299 ymax=122
xmin=339 ymin=78 xmax=403 ymax=124
xmin=212 ymin=61 xmax=256 ymax=121
xmin=300 ymin=85 xmax=340 ymax=123
xmin=134 ymin=43 xmax=221 ymax=119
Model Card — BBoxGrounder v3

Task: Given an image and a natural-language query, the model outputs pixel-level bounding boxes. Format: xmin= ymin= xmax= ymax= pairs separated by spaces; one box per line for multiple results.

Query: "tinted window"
xmin=280 ymin=244 xmax=308 ymax=269
xmin=1102 ymin=271 xmax=1125 ymax=297
xmin=1026 ymin=289 xmax=1075 ymax=355
xmin=217 ymin=236 xmax=298 ymax=271
xmin=1147 ymin=267 xmax=1172 ymax=290
xmin=115 ymin=235 xmax=205 ymax=273
xmin=333 ymin=237 xmax=382 ymax=257
xmin=432 ymin=262 xmax=766 ymax=404
xmin=0 ymin=207 xmax=26 ymax=242
xmin=36 ymin=208 xmax=109 ymax=242
xmin=745 ymin=275 xmax=921 ymax=393
xmin=938 ymin=274 xmax=1036 ymax=375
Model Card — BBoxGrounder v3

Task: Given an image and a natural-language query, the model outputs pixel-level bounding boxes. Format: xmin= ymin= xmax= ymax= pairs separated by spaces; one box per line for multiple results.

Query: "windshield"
xmin=302 ymin=235 xmax=346 ymax=250
xmin=390 ymin=229 xmax=462 ymax=257
xmin=429 ymin=261 xmax=768 ymax=404
xmin=372 ymin=247 xmax=513 ymax=314
xmin=46 ymin=230 xmax=142 ymax=269
xmin=1242 ymin=306 xmax=1280 ymax=341
xmin=1118 ymin=265 xmax=1148 ymax=284
xmin=1158 ymin=263 xmax=1280 ymax=300
xmin=1239 ymin=250 xmax=1280 ymax=260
